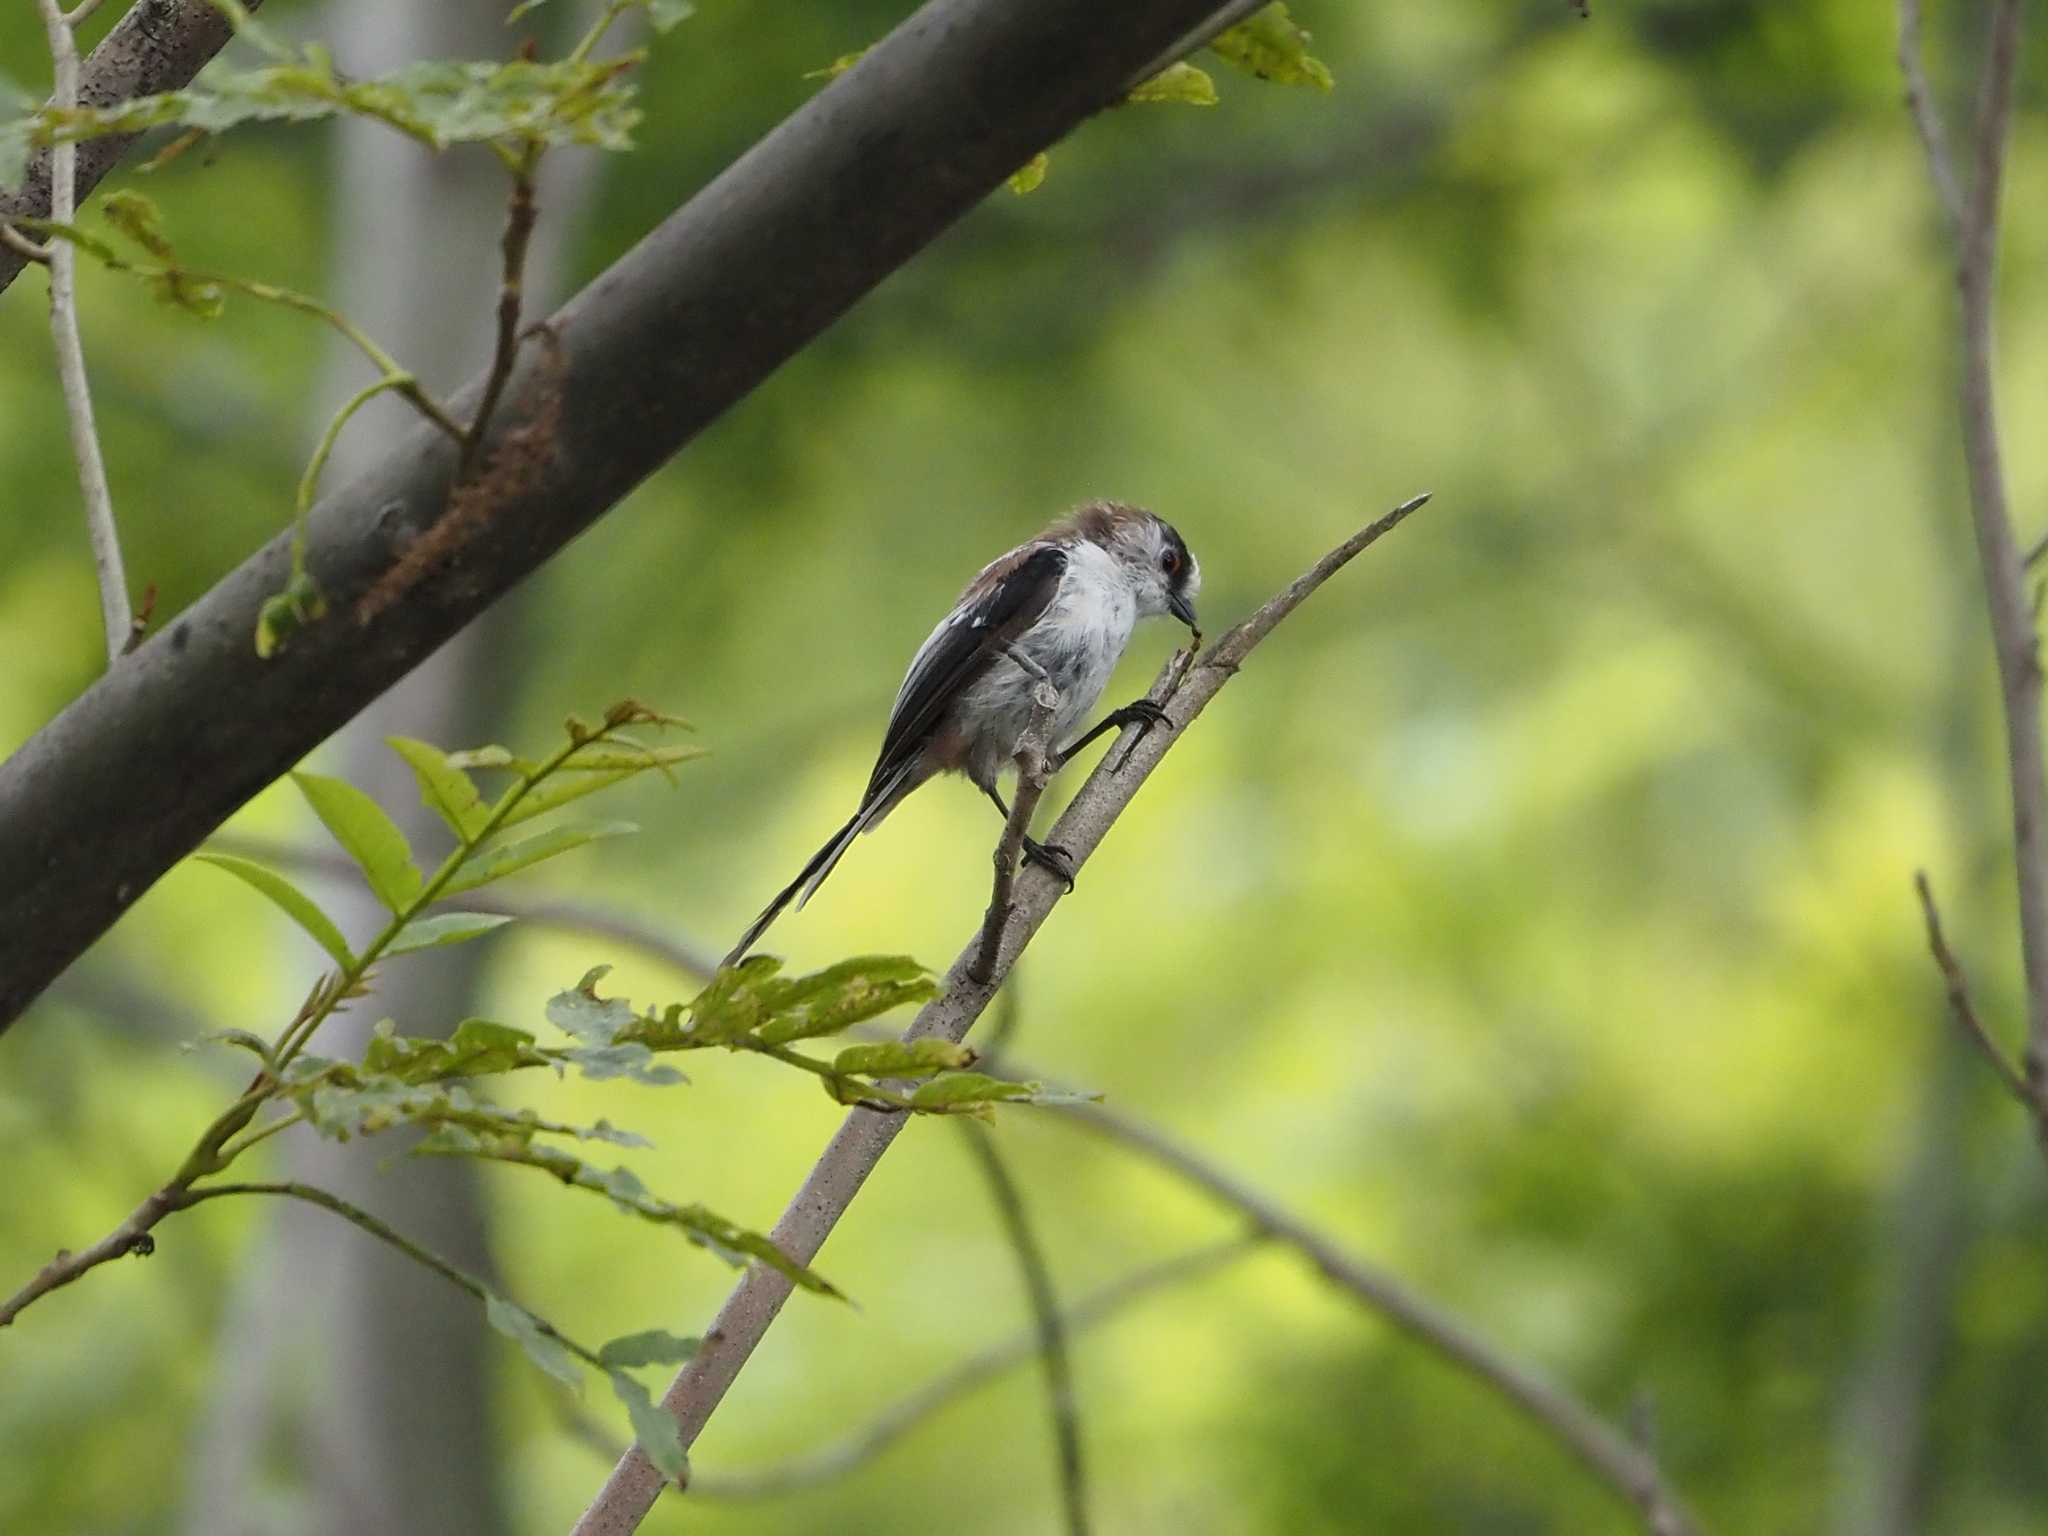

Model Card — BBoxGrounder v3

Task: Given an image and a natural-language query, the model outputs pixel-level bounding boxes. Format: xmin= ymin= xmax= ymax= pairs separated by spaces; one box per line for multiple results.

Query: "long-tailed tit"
xmin=723 ymin=501 xmax=1201 ymax=968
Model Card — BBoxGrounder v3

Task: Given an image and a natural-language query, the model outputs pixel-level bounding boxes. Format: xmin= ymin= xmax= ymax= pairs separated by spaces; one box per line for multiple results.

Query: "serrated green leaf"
xmin=444 ymin=820 xmax=635 ymax=895
xmin=194 ymin=852 xmax=356 ymax=968
xmin=1209 ymin=2 xmax=1334 ymax=90
xmin=832 ymin=1038 xmax=975 ymax=1078
xmin=291 ymin=771 xmax=422 ymax=913
xmin=609 ymin=1369 xmax=687 ymax=1482
xmin=598 ymin=1329 xmax=698 ymax=1370
xmin=749 ymin=956 xmax=940 ymax=1045
xmin=1008 ymin=152 xmax=1049 ymax=195
xmin=389 ymin=737 xmax=490 ymax=840
xmin=1128 ymin=61 xmax=1219 ymax=105
xmin=384 ymin=911 xmax=514 ymax=956
xmin=486 ymin=1292 xmax=582 ymax=1389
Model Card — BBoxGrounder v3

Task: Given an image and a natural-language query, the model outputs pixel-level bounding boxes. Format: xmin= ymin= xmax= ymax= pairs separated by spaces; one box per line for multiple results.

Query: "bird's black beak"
xmin=1168 ymin=591 xmax=1199 ymax=631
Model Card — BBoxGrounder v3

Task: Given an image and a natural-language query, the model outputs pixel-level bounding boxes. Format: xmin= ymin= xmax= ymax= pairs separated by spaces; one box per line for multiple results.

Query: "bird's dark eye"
xmin=1160 ymin=548 xmax=1180 ymax=576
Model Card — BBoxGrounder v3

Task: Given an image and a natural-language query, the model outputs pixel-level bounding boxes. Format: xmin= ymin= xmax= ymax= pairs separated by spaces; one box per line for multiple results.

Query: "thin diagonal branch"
xmin=30 ymin=0 xmax=130 ymax=665
xmin=684 ymin=1237 xmax=1259 ymax=1499
xmin=1913 ymin=871 xmax=2047 ymax=1119
xmin=1034 ymin=1092 xmax=1704 ymax=1536
xmin=960 ymin=1124 xmax=1087 ymax=1534
xmin=1896 ymin=0 xmax=1962 ymax=232
xmin=1899 ymin=0 xmax=2048 ymax=1119
xmin=568 ymin=495 xmax=1431 ymax=1536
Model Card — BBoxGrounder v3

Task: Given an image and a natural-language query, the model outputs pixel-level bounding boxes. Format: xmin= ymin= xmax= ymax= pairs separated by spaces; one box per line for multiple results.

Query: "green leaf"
xmin=388 ymin=737 xmax=490 ymax=841
xmin=1008 ymin=152 xmax=1049 ymax=195
xmin=446 ymin=744 xmax=516 ymax=769
xmin=803 ymin=47 xmax=868 ymax=81
xmin=646 ymin=0 xmax=694 ymax=32
xmin=907 ymin=1071 xmax=1036 ymax=1116
xmin=486 ymin=1293 xmax=582 ymax=1389
xmin=832 ymin=1038 xmax=975 ymax=1078
xmin=494 ymin=747 xmax=706 ymax=830
xmin=291 ymin=771 xmax=422 ymax=913
xmin=444 ymin=820 xmax=635 ymax=895
xmin=448 ymin=1135 xmax=839 ymax=1296
xmin=1208 ymin=3 xmax=1334 ymax=90
xmin=361 ymin=1017 xmax=549 ymax=1082
xmin=1128 ymin=61 xmax=1219 ymax=105
xmin=748 ymin=956 xmax=941 ymax=1045
xmin=598 ymin=1329 xmax=698 ymax=1370
xmin=561 ymin=1043 xmax=687 ymax=1086
xmin=193 ymin=852 xmax=356 ymax=968
xmin=384 ymin=911 xmax=514 ymax=956
xmin=609 ymin=1369 xmax=687 ymax=1483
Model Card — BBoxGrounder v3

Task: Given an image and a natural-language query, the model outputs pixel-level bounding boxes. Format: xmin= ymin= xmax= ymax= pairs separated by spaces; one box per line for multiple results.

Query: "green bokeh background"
xmin=4 ymin=1 xmax=2047 ymax=1531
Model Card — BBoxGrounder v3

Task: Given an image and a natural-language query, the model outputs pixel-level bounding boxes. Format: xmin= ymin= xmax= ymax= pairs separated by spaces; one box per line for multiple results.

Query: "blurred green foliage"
xmin=3 ymin=0 xmax=2048 ymax=1532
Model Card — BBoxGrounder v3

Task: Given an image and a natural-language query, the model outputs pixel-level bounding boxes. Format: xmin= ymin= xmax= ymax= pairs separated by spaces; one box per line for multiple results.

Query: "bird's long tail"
xmin=720 ymin=762 xmax=914 ymax=969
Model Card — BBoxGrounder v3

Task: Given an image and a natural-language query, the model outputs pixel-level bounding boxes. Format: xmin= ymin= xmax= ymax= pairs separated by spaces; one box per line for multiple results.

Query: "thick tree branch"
xmin=0 ymin=0 xmax=257 ymax=298
xmin=568 ymin=496 xmax=1429 ymax=1535
xmin=1898 ymin=0 xmax=2048 ymax=1112
xmin=0 ymin=0 xmax=1254 ymax=1037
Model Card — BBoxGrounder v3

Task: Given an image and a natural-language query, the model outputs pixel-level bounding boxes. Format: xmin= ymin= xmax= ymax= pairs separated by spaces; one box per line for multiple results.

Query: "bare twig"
xmin=1897 ymin=0 xmax=1963 ymax=232
xmin=960 ymin=1125 xmax=1088 ymax=1534
xmin=462 ymin=154 xmax=541 ymax=480
xmin=32 ymin=0 xmax=131 ymax=666
xmin=683 ymin=1237 xmax=1259 ymax=1498
xmin=1123 ymin=0 xmax=1270 ymax=92
xmin=1899 ymin=0 xmax=2048 ymax=1111
xmin=1037 ymin=1093 xmax=1704 ymax=1536
xmin=567 ymin=496 xmax=1431 ymax=1536
xmin=973 ymin=681 xmax=1058 ymax=983
xmin=1912 ymin=871 xmax=2045 ymax=1116
xmin=0 ymin=1182 xmax=180 ymax=1326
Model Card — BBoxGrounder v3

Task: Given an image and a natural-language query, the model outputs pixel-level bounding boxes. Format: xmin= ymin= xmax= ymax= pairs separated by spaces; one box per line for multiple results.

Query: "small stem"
xmin=215 ymin=1106 xmax=307 ymax=1163
xmin=273 ymin=724 xmax=643 ymax=1068
xmin=0 ymin=1181 xmax=182 ymax=1327
xmin=1913 ymin=871 xmax=2045 ymax=1114
xmin=181 ymin=1181 xmax=607 ymax=1369
xmin=34 ymin=0 xmax=130 ymax=666
xmin=567 ymin=0 xmax=634 ymax=66
xmin=960 ymin=1126 xmax=1088 ymax=1535
xmin=462 ymin=152 xmax=542 ymax=481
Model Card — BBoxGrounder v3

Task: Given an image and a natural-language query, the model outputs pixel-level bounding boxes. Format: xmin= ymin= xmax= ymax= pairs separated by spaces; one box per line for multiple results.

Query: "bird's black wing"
xmin=863 ymin=542 xmax=1067 ymax=803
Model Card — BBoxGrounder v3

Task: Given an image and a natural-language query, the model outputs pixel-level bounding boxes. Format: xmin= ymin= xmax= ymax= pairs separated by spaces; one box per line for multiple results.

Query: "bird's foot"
xmin=1023 ymin=837 xmax=1077 ymax=891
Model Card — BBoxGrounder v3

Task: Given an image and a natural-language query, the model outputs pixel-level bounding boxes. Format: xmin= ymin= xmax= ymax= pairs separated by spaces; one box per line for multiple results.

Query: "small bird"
xmin=723 ymin=501 xmax=1201 ymax=968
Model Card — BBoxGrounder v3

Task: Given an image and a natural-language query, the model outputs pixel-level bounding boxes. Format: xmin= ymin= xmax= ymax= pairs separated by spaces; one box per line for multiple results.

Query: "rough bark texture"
xmin=0 ymin=0 xmax=1237 ymax=1037
xmin=0 ymin=0 xmax=257 ymax=295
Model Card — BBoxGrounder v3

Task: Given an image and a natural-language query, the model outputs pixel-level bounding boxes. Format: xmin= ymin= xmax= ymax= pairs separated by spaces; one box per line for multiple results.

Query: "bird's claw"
xmin=1023 ymin=837 xmax=1077 ymax=891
